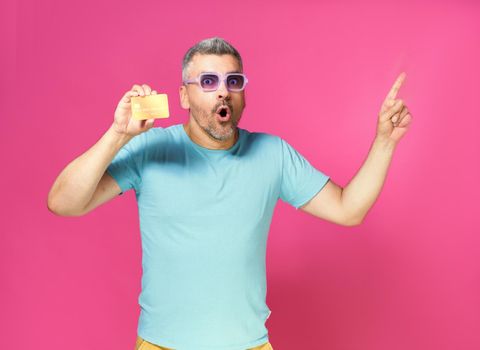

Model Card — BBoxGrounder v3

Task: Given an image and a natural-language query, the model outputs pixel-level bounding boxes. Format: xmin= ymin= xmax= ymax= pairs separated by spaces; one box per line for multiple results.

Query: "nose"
xmin=216 ymin=79 xmax=230 ymax=100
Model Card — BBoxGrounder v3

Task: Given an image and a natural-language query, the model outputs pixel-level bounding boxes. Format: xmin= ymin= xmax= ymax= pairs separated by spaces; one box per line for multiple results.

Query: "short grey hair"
xmin=182 ymin=37 xmax=243 ymax=82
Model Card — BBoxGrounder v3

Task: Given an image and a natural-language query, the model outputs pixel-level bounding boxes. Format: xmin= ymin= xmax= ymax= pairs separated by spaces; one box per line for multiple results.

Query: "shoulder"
xmin=242 ymin=128 xmax=282 ymax=147
xmin=118 ymin=126 xmax=172 ymax=158
xmin=137 ymin=124 xmax=178 ymax=147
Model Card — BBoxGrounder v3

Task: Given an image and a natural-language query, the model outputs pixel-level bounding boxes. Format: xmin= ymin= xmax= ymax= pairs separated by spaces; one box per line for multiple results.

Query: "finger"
xmin=383 ymin=72 xmax=406 ymax=105
xmin=380 ymin=98 xmax=396 ymax=114
xmin=138 ymin=119 xmax=147 ymax=128
xmin=132 ymin=84 xmax=146 ymax=96
xmin=152 ymin=90 xmax=158 ymax=95
xmin=142 ymin=84 xmax=152 ymax=95
xmin=121 ymin=90 xmax=140 ymax=104
xmin=396 ymin=107 xmax=410 ymax=126
xmin=392 ymin=105 xmax=411 ymax=126
xmin=391 ymin=112 xmax=402 ymax=126
xmin=142 ymin=118 xmax=154 ymax=130
xmin=397 ymin=113 xmax=412 ymax=128
xmin=145 ymin=118 xmax=155 ymax=129
xmin=399 ymin=105 xmax=409 ymax=119
xmin=382 ymin=99 xmax=405 ymax=121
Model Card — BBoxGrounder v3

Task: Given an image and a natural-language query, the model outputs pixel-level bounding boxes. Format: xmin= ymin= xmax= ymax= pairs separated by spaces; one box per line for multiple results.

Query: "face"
xmin=179 ymin=54 xmax=246 ymax=142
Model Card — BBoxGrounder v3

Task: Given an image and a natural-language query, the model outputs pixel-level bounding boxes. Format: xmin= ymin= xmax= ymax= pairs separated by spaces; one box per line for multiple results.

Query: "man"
xmin=47 ymin=37 xmax=412 ymax=350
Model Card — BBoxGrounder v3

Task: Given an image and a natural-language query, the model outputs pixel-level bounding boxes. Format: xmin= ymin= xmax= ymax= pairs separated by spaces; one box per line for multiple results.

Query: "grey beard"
xmin=206 ymin=119 xmax=237 ymax=141
xmin=192 ymin=109 xmax=238 ymax=142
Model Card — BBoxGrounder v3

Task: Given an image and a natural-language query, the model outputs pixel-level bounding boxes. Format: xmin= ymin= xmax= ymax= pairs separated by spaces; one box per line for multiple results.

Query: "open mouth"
xmin=215 ymin=106 xmax=231 ymax=121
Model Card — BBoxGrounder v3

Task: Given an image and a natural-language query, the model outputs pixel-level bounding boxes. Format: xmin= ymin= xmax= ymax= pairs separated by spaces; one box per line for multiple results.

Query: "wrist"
xmin=107 ymin=123 xmax=134 ymax=147
xmin=373 ymin=136 xmax=397 ymax=152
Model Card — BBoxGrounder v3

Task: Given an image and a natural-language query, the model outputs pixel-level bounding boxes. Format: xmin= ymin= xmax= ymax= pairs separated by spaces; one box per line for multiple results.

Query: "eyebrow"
xmin=200 ymin=70 xmax=242 ymax=74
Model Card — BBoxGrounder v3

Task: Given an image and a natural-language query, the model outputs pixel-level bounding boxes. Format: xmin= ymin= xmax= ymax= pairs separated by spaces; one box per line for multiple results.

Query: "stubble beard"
xmin=190 ymin=106 xmax=240 ymax=142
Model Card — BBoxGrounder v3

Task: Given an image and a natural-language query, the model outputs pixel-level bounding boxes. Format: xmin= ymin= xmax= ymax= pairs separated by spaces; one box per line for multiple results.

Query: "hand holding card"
xmin=112 ymin=83 xmax=161 ymax=138
xmin=131 ymin=94 xmax=170 ymax=120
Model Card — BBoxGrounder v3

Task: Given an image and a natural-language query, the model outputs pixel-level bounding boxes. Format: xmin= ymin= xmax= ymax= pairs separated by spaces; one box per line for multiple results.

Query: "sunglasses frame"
xmin=183 ymin=72 xmax=249 ymax=92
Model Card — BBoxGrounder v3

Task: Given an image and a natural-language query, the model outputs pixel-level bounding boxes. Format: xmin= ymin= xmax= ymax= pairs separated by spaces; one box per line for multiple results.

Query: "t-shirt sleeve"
xmin=106 ymin=133 xmax=145 ymax=195
xmin=279 ymin=138 xmax=330 ymax=210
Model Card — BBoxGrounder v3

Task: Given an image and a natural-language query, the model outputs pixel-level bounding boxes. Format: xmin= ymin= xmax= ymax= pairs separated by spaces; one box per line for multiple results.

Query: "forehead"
xmin=188 ymin=54 xmax=241 ymax=77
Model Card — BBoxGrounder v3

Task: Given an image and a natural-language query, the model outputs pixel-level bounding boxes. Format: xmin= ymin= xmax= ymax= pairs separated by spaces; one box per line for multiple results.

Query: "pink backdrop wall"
xmin=2 ymin=0 xmax=479 ymax=349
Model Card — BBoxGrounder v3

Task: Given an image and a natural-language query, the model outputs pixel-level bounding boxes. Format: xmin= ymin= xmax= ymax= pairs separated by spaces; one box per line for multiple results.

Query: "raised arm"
xmin=47 ymin=125 xmax=133 ymax=216
xmin=300 ymin=73 xmax=413 ymax=225
xmin=47 ymin=84 xmax=157 ymax=216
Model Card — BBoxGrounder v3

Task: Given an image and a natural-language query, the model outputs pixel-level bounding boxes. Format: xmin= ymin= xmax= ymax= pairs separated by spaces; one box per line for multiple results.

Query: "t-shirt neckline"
xmin=179 ymin=123 xmax=243 ymax=154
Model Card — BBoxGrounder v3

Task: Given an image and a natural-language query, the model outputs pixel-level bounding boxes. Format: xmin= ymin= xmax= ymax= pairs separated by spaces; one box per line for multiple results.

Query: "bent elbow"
xmin=346 ymin=221 xmax=362 ymax=227
xmin=344 ymin=215 xmax=363 ymax=227
xmin=47 ymin=197 xmax=85 ymax=217
xmin=47 ymin=195 xmax=59 ymax=215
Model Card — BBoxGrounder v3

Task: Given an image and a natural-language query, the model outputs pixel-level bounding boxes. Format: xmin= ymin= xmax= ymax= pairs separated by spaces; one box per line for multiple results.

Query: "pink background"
xmin=2 ymin=0 xmax=479 ymax=349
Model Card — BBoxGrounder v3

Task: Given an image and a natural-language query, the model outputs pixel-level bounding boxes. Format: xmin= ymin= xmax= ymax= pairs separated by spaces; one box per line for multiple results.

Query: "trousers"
xmin=135 ymin=335 xmax=274 ymax=350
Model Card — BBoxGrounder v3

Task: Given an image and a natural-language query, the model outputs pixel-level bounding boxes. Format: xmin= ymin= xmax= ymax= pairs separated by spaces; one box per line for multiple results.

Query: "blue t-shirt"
xmin=106 ymin=123 xmax=330 ymax=350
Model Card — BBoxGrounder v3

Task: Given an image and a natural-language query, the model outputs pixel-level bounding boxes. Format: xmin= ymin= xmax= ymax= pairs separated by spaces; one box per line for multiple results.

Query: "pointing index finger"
xmin=384 ymin=72 xmax=406 ymax=103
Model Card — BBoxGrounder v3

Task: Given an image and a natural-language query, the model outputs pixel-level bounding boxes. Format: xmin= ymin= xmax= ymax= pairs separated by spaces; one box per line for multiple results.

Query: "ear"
xmin=179 ymin=85 xmax=190 ymax=110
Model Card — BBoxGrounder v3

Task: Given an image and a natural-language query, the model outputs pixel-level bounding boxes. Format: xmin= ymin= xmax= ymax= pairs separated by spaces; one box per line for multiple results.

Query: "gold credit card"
xmin=131 ymin=94 xmax=170 ymax=120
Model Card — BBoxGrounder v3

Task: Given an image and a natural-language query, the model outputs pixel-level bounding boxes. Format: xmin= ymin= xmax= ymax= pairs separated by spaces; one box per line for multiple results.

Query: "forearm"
xmin=341 ymin=137 xmax=397 ymax=224
xmin=47 ymin=123 xmax=133 ymax=215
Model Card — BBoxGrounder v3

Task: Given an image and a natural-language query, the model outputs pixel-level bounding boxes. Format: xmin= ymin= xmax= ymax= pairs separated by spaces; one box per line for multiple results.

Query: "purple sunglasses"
xmin=183 ymin=72 xmax=248 ymax=92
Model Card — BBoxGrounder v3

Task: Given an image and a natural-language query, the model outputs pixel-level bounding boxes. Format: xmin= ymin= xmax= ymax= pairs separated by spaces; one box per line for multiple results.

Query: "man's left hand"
xmin=376 ymin=72 xmax=413 ymax=145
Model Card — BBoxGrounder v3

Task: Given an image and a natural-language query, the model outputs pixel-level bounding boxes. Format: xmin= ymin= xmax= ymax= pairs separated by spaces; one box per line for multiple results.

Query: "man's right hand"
xmin=112 ymin=83 xmax=157 ymax=137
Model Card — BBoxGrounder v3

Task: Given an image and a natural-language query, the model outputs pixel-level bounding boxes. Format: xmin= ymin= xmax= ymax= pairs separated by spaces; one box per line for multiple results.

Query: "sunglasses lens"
xmin=227 ymin=74 xmax=245 ymax=90
xmin=200 ymin=74 xmax=219 ymax=90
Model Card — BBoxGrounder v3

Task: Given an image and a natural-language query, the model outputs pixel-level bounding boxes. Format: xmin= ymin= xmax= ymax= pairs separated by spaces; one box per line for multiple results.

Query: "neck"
xmin=183 ymin=120 xmax=238 ymax=150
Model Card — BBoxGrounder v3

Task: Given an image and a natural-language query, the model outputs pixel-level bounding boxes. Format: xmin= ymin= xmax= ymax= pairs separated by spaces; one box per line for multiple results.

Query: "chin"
xmin=209 ymin=125 xmax=235 ymax=141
